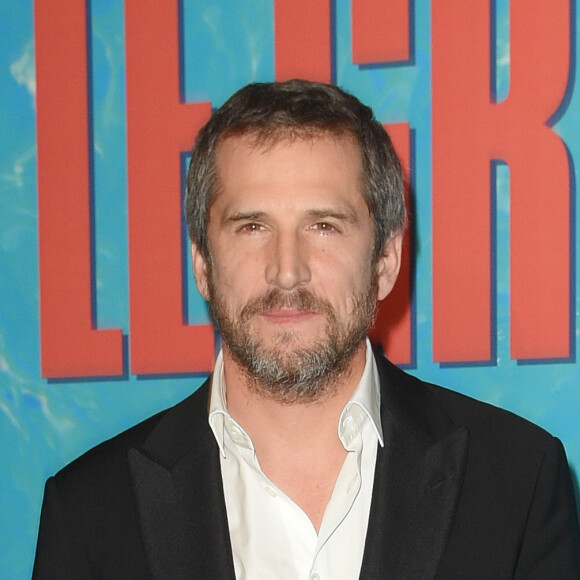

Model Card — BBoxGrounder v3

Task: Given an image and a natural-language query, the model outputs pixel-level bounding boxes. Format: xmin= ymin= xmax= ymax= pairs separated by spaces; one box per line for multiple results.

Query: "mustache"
xmin=240 ymin=288 xmax=334 ymax=319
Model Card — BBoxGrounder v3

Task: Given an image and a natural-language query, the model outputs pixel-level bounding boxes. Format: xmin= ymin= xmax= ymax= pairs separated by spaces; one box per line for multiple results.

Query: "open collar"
xmin=127 ymin=351 xmax=468 ymax=579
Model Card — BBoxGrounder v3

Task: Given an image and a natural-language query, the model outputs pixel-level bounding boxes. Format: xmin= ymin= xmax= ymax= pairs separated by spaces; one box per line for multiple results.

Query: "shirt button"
xmin=311 ymin=574 xmax=320 ymax=580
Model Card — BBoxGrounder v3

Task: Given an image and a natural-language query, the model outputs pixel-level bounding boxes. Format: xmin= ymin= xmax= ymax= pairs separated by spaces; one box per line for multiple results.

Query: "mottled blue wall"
xmin=1 ymin=1 xmax=579 ymax=577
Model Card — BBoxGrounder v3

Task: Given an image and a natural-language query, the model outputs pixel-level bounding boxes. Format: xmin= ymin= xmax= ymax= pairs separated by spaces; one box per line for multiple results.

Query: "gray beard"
xmin=208 ymin=280 xmax=378 ymax=404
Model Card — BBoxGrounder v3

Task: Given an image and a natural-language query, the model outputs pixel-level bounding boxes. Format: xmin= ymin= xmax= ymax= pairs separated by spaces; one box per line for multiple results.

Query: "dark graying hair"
xmin=184 ymin=79 xmax=406 ymax=261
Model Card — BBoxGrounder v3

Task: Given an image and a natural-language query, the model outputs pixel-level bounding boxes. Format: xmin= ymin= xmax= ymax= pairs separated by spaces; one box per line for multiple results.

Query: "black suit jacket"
xmin=33 ymin=354 xmax=580 ymax=579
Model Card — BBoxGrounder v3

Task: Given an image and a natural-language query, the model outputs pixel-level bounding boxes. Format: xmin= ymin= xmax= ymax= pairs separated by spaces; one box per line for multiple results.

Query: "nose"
xmin=265 ymin=231 xmax=311 ymax=290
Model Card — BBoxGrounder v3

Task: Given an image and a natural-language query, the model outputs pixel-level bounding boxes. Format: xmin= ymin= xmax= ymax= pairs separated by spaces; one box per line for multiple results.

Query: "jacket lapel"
xmin=359 ymin=355 xmax=469 ymax=579
xmin=126 ymin=355 xmax=468 ymax=579
xmin=128 ymin=381 xmax=236 ymax=580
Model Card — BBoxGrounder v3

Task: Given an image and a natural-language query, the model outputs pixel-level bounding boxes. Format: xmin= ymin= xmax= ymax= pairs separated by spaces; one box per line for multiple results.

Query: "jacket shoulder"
xmin=376 ymin=353 xmax=558 ymax=450
xmin=53 ymin=381 xmax=210 ymax=491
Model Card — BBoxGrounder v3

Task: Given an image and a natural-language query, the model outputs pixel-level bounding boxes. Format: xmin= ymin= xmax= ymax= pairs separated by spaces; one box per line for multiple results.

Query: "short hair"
xmin=184 ymin=79 xmax=406 ymax=261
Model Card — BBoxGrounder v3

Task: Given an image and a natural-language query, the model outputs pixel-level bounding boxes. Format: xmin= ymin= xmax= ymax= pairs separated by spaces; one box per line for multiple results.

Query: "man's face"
xmin=193 ymin=133 xmax=401 ymax=402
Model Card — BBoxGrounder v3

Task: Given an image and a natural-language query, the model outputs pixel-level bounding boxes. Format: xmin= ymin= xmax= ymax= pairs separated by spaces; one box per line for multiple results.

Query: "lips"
xmin=240 ymin=288 xmax=331 ymax=322
xmin=259 ymin=308 xmax=318 ymax=324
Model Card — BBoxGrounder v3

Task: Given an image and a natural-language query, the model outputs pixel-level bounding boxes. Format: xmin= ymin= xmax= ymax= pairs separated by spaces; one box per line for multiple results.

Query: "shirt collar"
xmin=208 ymin=339 xmax=383 ymax=457
xmin=338 ymin=339 xmax=384 ymax=449
xmin=208 ymin=350 xmax=237 ymax=457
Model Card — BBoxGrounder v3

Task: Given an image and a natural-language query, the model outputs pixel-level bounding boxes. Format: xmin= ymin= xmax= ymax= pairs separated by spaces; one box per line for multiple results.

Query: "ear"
xmin=376 ymin=231 xmax=403 ymax=301
xmin=191 ymin=243 xmax=210 ymax=301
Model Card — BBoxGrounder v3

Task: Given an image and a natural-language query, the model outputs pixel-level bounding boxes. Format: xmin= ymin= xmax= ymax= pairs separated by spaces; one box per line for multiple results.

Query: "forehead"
xmin=216 ymin=129 xmax=362 ymax=162
xmin=212 ymin=132 xmax=364 ymax=204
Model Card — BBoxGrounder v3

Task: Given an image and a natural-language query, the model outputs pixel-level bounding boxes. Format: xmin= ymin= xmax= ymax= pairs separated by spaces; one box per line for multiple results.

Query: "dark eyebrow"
xmin=222 ymin=208 xmax=360 ymax=226
xmin=222 ymin=211 xmax=266 ymax=225
xmin=305 ymin=208 xmax=359 ymax=224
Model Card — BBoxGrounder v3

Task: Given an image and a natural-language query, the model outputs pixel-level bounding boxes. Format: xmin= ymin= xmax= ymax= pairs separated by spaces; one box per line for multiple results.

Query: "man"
xmin=34 ymin=80 xmax=580 ymax=578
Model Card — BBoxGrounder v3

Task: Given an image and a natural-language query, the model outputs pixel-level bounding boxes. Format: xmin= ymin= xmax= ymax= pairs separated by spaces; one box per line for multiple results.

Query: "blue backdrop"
xmin=1 ymin=1 xmax=579 ymax=577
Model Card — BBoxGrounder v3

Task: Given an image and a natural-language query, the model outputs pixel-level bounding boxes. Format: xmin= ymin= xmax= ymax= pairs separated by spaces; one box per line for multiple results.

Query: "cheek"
xmin=314 ymin=255 xmax=374 ymax=307
xmin=211 ymin=252 xmax=267 ymax=303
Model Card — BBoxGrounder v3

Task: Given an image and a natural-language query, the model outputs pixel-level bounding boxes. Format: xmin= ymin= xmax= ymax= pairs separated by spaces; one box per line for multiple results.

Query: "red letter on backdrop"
xmin=274 ymin=0 xmax=331 ymax=82
xmin=432 ymin=0 xmax=570 ymax=362
xmin=352 ymin=0 xmax=409 ymax=64
xmin=35 ymin=0 xmax=123 ymax=378
xmin=370 ymin=124 xmax=412 ymax=365
xmin=351 ymin=1 xmax=413 ymax=363
xmin=125 ymin=0 xmax=214 ymax=374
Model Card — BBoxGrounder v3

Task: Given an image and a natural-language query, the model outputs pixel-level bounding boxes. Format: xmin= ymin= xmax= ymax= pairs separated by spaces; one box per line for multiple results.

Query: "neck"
xmin=221 ymin=341 xmax=367 ymax=532
xmin=222 ymin=341 xmax=367 ymax=450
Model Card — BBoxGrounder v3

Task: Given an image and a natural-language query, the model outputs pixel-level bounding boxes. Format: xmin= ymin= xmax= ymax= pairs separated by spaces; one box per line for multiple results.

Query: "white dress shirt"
xmin=208 ymin=340 xmax=383 ymax=580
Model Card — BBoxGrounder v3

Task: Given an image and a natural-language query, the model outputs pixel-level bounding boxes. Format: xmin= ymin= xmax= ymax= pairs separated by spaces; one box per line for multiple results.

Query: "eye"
xmin=238 ymin=222 xmax=265 ymax=233
xmin=312 ymin=222 xmax=338 ymax=233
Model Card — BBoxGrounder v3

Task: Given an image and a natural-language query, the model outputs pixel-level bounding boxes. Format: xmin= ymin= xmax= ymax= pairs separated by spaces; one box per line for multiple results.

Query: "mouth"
xmin=259 ymin=308 xmax=319 ymax=325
